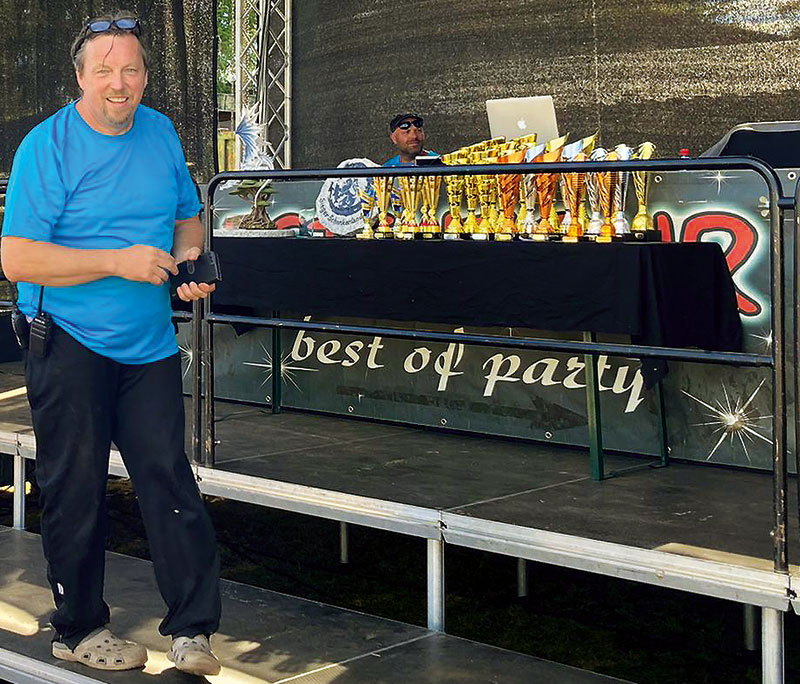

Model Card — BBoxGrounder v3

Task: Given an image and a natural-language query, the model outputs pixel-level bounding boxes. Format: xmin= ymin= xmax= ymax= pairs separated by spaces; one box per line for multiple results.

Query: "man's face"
xmin=390 ymin=118 xmax=425 ymax=158
xmin=76 ymin=33 xmax=148 ymax=135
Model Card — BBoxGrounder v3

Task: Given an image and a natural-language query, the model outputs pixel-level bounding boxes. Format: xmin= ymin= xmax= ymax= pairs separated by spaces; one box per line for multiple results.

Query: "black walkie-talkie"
xmin=28 ymin=286 xmax=52 ymax=358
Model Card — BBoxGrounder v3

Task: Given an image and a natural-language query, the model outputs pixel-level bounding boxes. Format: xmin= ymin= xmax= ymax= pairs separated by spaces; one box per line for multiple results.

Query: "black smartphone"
xmin=170 ymin=251 xmax=223 ymax=293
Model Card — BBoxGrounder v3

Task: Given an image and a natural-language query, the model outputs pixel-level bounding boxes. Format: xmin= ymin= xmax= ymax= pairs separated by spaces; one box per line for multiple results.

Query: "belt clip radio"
xmin=28 ymin=286 xmax=52 ymax=359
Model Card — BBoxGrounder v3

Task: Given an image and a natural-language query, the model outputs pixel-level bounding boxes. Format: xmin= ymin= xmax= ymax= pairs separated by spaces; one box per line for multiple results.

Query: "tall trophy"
xmin=373 ymin=176 xmax=394 ymax=239
xmin=520 ymin=143 xmax=545 ymax=238
xmin=462 ymin=153 xmax=481 ymax=237
xmin=612 ymin=144 xmax=633 ymax=237
xmin=585 ymin=147 xmax=607 ymax=239
xmin=596 ymin=150 xmax=618 ymax=243
xmin=632 ymin=142 xmax=659 ymax=241
xmin=356 ymin=186 xmax=376 ymax=239
xmin=534 ymin=136 xmax=567 ymax=240
xmin=561 ymin=151 xmax=587 ymax=242
xmin=559 ymin=138 xmax=585 ymax=234
xmin=442 ymin=152 xmax=464 ymax=239
xmin=419 ymin=174 xmax=443 ymax=239
xmin=496 ymin=148 xmax=525 ymax=240
xmin=396 ymin=175 xmax=423 ymax=239
xmin=470 ymin=151 xmax=491 ymax=239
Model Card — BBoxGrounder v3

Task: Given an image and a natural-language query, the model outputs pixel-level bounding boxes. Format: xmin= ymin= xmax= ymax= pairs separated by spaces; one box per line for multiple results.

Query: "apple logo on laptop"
xmin=517 ymin=118 xmax=527 ymax=130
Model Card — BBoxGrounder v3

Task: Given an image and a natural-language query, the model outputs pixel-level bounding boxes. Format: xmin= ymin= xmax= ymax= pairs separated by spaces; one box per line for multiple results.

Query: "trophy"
xmin=442 ymin=152 xmax=465 ymax=239
xmin=373 ymin=176 xmax=394 ymax=239
xmin=462 ymin=151 xmax=481 ymax=237
xmin=585 ymin=147 xmax=607 ymax=240
xmin=496 ymin=148 xmax=525 ymax=240
xmin=470 ymin=151 xmax=491 ymax=239
xmin=631 ymin=142 xmax=659 ymax=241
xmin=397 ymin=175 xmax=424 ymax=239
xmin=356 ymin=186 xmax=376 ymax=239
xmin=559 ymin=139 xmax=585 ymax=234
xmin=596 ymin=150 xmax=618 ymax=243
xmin=534 ymin=137 xmax=567 ymax=240
xmin=419 ymin=174 xmax=443 ymax=239
xmin=521 ymin=143 xmax=546 ymax=238
xmin=612 ymin=144 xmax=633 ymax=237
xmin=561 ymin=151 xmax=587 ymax=242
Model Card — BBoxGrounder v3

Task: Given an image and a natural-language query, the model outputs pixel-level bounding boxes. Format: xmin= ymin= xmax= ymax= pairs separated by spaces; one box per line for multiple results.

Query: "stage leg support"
xmin=427 ymin=539 xmax=445 ymax=632
xmin=12 ymin=453 xmax=24 ymax=530
xmin=583 ymin=332 xmax=604 ymax=481
xmin=744 ymin=604 xmax=758 ymax=652
xmin=339 ymin=522 xmax=349 ymax=565
xmin=761 ymin=607 xmax=784 ymax=684
xmin=517 ymin=558 xmax=528 ymax=598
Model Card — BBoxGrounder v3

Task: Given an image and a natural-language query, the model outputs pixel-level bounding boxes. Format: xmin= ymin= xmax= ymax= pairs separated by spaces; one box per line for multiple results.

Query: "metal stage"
xmin=0 ymin=359 xmax=794 ymax=682
xmin=0 ymin=529 xmax=628 ymax=684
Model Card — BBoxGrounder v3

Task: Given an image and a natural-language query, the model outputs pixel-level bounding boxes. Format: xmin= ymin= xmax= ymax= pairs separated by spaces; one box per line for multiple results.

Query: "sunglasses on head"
xmin=87 ymin=17 xmax=141 ymax=35
xmin=396 ymin=119 xmax=423 ymax=131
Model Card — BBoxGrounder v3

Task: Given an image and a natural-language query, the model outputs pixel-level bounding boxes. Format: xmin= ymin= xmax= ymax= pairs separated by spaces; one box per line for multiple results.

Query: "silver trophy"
xmin=521 ymin=143 xmax=546 ymax=237
xmin=585 ymin=147 xmax=607 ymax=237
xmin=613 ymin=144 xmax=633 ymax=236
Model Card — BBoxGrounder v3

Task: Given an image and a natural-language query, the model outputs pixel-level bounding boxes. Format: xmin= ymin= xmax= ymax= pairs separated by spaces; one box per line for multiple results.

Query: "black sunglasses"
xmin=396 ymin=119 xmax=423 ymax=131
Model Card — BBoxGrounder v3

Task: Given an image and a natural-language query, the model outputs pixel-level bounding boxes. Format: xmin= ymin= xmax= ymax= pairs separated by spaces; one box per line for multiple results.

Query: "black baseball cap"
xmin=389 ymin=113 xmax=424 ymax=132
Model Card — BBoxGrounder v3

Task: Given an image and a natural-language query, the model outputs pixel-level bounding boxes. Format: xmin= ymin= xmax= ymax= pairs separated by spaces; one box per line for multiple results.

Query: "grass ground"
xmin=1 ymin=475 xmax=798 ymax=683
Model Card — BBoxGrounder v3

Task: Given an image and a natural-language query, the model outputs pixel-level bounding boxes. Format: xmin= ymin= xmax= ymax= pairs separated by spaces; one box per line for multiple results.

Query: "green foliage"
xmin=217 ymin=0 xmax=234 ymax=95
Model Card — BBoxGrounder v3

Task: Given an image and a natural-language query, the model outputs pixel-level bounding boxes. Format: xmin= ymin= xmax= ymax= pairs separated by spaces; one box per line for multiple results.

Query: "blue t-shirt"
xmin=2 ymin=102 xmax=201 ymax=364
xmin=383 ymin=151 xmax=438 ymax=166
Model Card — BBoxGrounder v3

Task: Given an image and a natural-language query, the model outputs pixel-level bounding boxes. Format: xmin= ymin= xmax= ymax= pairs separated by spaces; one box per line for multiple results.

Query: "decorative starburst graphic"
xmin=701 ymin=171 xmax=738 ymax=195
xmin=749 ymin=328 xmax=773 ymax=354
xmin=179 ymin=342 xmax=194 ymax=380
xmin=682 ymin=380 xmax=772 ymax=463
xmin=242 ymin=342 xmax=317 ymax=393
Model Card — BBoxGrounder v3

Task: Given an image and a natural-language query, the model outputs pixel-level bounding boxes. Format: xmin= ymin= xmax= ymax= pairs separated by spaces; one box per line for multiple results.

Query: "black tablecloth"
xmin=212 ymin=239 xmax=742 ymax=360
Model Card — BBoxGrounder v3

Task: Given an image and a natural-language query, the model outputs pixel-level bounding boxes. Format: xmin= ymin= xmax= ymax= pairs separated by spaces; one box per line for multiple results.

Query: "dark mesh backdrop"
xmin=0 ymin=0 xmax=215 ymax=180
xmin=293 ymin=0 xmax=800 ymax=167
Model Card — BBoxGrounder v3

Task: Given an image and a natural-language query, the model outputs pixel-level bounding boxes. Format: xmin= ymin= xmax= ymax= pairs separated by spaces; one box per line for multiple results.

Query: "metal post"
xmin=339 ymin=522 xmax=349 ymax=564
xmin=517 ymin=558 xmax=528 ymax=598
xmin=656 ymin=380 xmax=669 ymax=467
xmin=233 ymin=0 xmax=242 ymax=169
xmin=191 ymin=299 xmax=202 ymax=465
xmin=744 ymin=604 xmax=758 ymax=652
xmin=202 ymin=296 xmax=216 ymax=466
xmin=761 ymin=607 xmax=784 ymax=684
xmin=583 ymin=332 xmax=604 ymax=480
xmin=427 ymin=539 xmax=445 ymax=632
xmin=12 ymin=453 xmax=25 ymax=530
xmin=271 ymin=310 xmax=282 ymax=413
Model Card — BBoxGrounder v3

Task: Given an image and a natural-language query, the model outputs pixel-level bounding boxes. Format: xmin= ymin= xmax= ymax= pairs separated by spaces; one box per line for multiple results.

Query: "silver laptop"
xmin=486 ymin=96 xmax=559 ymax=142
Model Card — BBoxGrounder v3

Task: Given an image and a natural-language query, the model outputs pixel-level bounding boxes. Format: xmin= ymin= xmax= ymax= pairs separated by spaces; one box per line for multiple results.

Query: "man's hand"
xmin=175 ymin=246 xmax=216 ymax=302
xmin=114 ymin=245 xmax=177 ymax=285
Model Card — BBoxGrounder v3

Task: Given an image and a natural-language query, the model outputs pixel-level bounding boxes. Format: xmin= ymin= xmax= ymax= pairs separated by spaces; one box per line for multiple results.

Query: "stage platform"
xmin=0 ymin=359 xmax=794 ymax=650
xmin=0 ymin=528 xmax=628 ymax=684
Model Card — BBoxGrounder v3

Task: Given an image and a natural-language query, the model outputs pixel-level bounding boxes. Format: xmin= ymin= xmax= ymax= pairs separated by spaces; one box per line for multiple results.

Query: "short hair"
xmin=71 ymin=9 xmax=149 ymax=73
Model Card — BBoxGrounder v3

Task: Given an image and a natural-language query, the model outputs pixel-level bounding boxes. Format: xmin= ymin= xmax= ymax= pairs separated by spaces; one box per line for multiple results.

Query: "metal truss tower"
xmin=234 ymin=0 xmax=292 ymax=168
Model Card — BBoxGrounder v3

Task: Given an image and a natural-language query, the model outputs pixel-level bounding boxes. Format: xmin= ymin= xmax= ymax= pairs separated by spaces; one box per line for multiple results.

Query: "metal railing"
xmin=200 ymin=156 xmax=790 ymax=573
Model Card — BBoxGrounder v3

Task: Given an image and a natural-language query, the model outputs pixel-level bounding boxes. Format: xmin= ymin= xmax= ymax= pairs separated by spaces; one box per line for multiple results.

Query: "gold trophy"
xmin=397 ymin=175 xmax=423 ymax=239
xmin=561 ymin=151 xmax=587 ymax=242
xmin=497 ymin=148 xmax=525 ymax=240
xmin=473 ymin=151 xmax=493 ymax=240
xmin=534 ymin=137 xmax=567 ymax=240
xmin=631 ymin=141 xmax=659 ymax=241
xmin=373 ymin=176 xmax=394 ymax=239
xmin=419 ymin=174 xmax=443 ymax=239
xmin=463 ymin=151 xmax=483 ymax=238
xmin=356 ymin=187 xmax=375 ymax=239
xmin=442 ymin=152 xmax=465 ymax=239
xmin=520 ymin=143 xmax=545 ymax=238
xmin=596 ymin=150 xmax=618 ymax=243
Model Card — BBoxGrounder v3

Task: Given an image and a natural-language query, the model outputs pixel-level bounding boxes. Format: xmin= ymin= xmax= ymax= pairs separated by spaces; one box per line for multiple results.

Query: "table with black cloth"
xmin=211 ymin=240 xmax=743 ymax=372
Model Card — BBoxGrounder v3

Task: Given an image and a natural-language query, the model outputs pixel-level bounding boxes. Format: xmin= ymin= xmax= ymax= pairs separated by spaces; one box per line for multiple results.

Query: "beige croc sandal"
xmin=168 ymin=635 xmax=221 ymax=676
xmin=52 ymin=627 xmax=147 ymax=671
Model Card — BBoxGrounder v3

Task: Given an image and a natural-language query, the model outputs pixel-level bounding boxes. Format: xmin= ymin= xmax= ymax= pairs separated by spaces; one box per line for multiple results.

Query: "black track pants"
xmin=25 ymin=325 xmax=221 ymax=649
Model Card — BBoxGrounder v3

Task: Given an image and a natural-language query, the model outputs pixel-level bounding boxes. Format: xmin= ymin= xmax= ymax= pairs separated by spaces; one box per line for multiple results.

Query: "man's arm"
xmin=172 ymin=215 xmax=215 ymax=302
xmin=1 ymin=236 xmax=178 ymax=287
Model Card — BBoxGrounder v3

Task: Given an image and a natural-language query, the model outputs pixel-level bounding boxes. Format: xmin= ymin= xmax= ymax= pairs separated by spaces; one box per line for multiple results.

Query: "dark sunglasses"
xmin=396 ymin=119 xmax=423 ymax=131
xmin=87 ymin=17 xmax=141 ymax=35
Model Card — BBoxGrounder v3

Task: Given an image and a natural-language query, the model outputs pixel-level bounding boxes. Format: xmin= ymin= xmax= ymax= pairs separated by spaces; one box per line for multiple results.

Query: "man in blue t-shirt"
xmin=384 ymin=113 xmax=436 ymax=166
xmin=1 ymin=12 xmax=221 ymax=676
